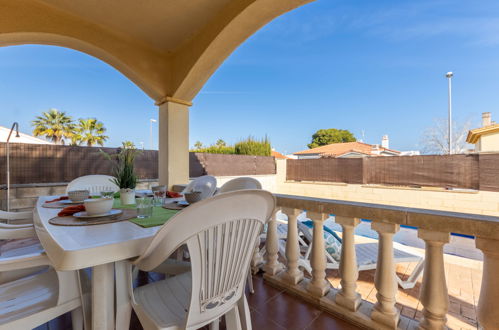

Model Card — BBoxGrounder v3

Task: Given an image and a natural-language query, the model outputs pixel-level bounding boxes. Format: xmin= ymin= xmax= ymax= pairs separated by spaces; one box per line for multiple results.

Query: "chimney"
xmin=381 ymin=135 xmax=389 ymax=149
xmin=482 ymin=112 xmax=492 ymax=127
xmin=371 ymin=144 xmax=381 ymax=155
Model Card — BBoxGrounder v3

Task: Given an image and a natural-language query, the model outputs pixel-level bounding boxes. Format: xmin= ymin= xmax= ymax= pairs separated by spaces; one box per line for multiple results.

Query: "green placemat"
xmin=113 ymin=198 xmax=179 ymax=228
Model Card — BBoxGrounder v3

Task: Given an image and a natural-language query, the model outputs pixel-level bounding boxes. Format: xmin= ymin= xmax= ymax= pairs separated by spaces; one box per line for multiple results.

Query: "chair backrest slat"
xmin=218 ymin=177 xmax=262 ymax=194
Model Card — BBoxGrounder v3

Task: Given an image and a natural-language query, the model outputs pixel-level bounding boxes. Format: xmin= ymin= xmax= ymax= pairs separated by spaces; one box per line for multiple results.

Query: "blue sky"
xmin=2 ymin=0 xmax=499 ymax=153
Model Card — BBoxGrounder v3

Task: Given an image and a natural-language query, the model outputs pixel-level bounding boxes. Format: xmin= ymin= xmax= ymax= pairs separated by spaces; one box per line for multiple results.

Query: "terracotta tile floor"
xmin=324 ymin=251 xmax=483 ymax=330
xmin=32 ymin=271 xmax=355 ymax=330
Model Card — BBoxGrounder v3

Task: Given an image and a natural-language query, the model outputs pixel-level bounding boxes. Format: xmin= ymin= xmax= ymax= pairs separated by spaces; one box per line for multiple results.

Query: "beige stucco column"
xmin=158 ymin=98 xmax=190 ymax=189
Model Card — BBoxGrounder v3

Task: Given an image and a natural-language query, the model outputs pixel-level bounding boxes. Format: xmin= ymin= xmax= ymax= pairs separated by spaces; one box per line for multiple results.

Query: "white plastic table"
xmin=33 ymin=196 xmax=181 ymax=330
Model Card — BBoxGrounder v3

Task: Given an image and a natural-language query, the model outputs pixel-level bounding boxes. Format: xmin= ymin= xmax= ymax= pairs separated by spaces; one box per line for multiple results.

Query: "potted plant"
xmin=101 ymin=141 xmax=140 ymax=205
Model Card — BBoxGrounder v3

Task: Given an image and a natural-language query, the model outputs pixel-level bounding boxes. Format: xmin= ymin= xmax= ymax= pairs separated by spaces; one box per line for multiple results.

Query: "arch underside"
xmin=0 ymin=0 xmax=314 ymax=103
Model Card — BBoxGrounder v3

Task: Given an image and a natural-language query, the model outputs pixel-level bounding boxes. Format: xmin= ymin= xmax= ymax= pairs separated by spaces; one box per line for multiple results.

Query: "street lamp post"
xmin=446 ymin=72 xmax=453 ymax=154
xmin=149 ymin=119 xmax=157 ymax=150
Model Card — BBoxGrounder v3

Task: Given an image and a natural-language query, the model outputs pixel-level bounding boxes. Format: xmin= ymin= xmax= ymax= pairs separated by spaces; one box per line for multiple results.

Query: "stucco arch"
xmin=0 ymin=32 xmax=161 ymax=100
xmin=0 ymin=0 xmax=169 ymax=101
xmin=170 ymin=0 xmax=314 ymax=101
xmin=0 ymin=0 xmax=314 ymax=104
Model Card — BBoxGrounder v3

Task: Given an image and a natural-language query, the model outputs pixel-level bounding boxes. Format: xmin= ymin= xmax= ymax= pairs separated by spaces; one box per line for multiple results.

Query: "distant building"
xmin=271 ymin=150 xmax=289 ymax=159
xmin=0 ymin=126 xmax=53 ymax=144
xmin=467 ymin=112 xmax=499 ymax=152
xmin=293 ymin=137 xmax=401 ymax=159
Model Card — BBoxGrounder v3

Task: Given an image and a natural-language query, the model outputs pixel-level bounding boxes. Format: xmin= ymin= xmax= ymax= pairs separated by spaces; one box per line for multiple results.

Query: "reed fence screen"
xmin=287 ymin=154 xmax=499 ymax=192
xmin=0 ymin=144 xmax=276 ymax=185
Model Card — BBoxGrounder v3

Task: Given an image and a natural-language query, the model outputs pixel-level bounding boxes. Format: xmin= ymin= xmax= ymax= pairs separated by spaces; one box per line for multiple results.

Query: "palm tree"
xmin=32 ymin=109 xmax=74 ymax=144
xmin=72 ymin=118 xmax=109 ymax=147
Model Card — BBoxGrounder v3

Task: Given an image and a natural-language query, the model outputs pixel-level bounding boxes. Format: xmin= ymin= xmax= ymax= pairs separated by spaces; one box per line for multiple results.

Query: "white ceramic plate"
xmin=73 ymin=209 xmax=123 ymax=219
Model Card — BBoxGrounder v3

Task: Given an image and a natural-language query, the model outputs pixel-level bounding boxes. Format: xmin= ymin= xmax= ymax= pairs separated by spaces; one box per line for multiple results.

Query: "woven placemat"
xmin=163 ymin=202 xmax=187 ymax=211
xmin=49 ymin=209 xmax=137 ymax=226
xmin=42 ymin=201 xmax=82 ymax=209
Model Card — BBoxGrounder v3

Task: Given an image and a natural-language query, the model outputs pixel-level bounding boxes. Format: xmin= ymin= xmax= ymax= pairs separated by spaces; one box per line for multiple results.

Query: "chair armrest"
xmin=0 ymin=210 xmax=33 ymax=221
xmin=0 ymin=224 xmax=36 ymax=239
xmin=0 ymin=251 xmax=50 ymax=272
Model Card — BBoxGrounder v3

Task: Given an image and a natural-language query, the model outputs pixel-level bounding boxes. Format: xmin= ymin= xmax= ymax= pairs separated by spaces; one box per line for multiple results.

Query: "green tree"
xmin=215 ymin=139 xmax=226 ymax=147
xmin=32 ymin=108 xmax=74 ymax=144
xmin=193 ymin=141 xmax=203 ymax=149
xmin=308 ymin=128 xmax=356 ymax=149
xmin=122 ymin=141 xmax=136 ymax=149
xmin=71 ymin=118 xmax=109 ymax=147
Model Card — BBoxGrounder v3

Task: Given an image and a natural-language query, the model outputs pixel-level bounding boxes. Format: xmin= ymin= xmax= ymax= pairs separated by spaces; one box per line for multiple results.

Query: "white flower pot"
xmin=120 ymin=188 xmax=135 ymax=205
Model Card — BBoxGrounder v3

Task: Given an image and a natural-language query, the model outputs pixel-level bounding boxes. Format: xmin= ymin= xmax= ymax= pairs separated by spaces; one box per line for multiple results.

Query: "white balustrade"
xmin=335 ymin=216 xmax=361 ymax=311
xmin=371 ymin=222 xmax=400 ymax=328
xmin=418 ymin=229 xmax=449 ymax=330
xmin=475 ymin=237 xmax=499 ymax=330
xmin=306 ymin=211 xmax=330 ymax=297
xmin=262 ymin=194 xmax=499 ymax=330
xmin=263 ymin=212 xmax=284 ymax=276
xmin=281 ymin=207 xmax=304 ymax=285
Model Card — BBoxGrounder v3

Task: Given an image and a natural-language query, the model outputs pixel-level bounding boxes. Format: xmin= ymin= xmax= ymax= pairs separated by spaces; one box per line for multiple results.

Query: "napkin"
xmin=58 ymin=205 xmax=86 ymax=217
xmin=47 ymin=196 xmax=69 ymax=203
xmin=166 ymin=191 xmax=182 ymax=198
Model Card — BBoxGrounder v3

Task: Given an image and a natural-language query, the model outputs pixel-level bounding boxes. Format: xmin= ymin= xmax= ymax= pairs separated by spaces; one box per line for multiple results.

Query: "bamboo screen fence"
xmin=0 ymin=144 xmax=276 ymax=185
xmin=287 ymin=154 xmax=499 ymax=192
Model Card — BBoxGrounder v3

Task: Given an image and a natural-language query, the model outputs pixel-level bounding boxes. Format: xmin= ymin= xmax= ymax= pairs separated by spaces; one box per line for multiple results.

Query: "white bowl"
xmin=84 ymin=198 xmax=114 ymax=216
xmin=68 ymin=190 xmax=90 ymax=203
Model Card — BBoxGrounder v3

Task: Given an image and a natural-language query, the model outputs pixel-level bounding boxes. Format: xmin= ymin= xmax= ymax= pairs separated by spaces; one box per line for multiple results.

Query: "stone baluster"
xmin=418 ymin=229 xmax=450 ymax=330
xmin=475 ymin=237 xmax=499 ymax=330
xmin=263 ymin=212 xmax=284 ymax=276
xmin=281 ymin=207 xmax=304 ymax=285
xmin=335 ymin=216 xmax=361 ymax=311
xmin=306 ymin=211 xmax=330 ymax=297
xmin=371 ymin=222 xmax=400 ymax=328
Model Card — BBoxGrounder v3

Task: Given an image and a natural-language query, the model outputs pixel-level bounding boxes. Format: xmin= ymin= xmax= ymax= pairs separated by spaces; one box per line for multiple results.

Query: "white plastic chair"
xmin=0 ymin=238 xmax=85 ymax=329
xmin=123 ymin=190 xmax=275 ymax=330
xmin=66 ymin=175 xmax=119 ymax=194
xmin=182 ymin=175 xmax=217 ymax=200
xmin=217 ymin=177 xmax=263 ymax=294
xmin=218 ymin=177 xmax=262 ymax=194
xmin=0 ymin=210 xmax=45 ymax=284
xmin=0 ymin=210 xmax=33 ymax=225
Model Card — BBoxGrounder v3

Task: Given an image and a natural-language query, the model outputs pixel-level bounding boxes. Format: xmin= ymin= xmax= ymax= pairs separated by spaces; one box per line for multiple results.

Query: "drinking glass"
xmin=136 ymin=197 xmax=153 ymax=218
xmin=152 ymin=185 xmax=167 ymax=206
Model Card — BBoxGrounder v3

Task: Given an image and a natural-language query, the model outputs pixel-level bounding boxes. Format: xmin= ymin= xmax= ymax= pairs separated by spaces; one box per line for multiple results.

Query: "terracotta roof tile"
xmin=271 ymin=150 xmax=289 ymax=159
xmin=294 ymin=141 xmax=400 ymax=157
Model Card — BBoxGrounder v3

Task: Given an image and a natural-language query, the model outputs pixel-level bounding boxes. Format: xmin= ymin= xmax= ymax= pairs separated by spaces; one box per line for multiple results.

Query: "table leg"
xmin=92 ymin=263 xmax=115 ymax=330
xmin=115 ymin=260 xmax=132 ymax=330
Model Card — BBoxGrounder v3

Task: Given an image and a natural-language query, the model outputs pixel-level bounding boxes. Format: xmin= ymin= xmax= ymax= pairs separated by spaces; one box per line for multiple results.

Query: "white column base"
xmin=336 ymin=291 xmax=361 ymax=312
xmin=371 ymin=308 xmax=400 ymax=329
